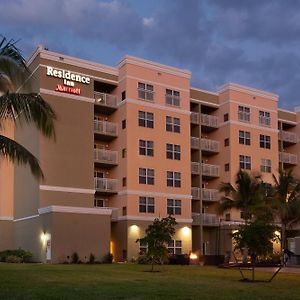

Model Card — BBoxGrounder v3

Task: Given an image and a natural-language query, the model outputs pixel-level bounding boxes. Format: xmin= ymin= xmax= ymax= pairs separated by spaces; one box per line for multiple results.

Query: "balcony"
xmin=279 ymin=152 xmax=298 ymax=165
xmin=94 ymin=149 xmax=118 ymax=168
xmin=200 ymin=138 xmax=219 ymax=155
xmin=191 ymin=187 xmax=218 ymax=202
xmin=94 ymin=177 xmax=118 ymax=195
xmin=202 ymin=163 xmax=220 ymax=178
xmin=279 ymin=130 xmax=297 ymax=145
xmin=191 ymin=162 xmax=220 ymax=178
xmin=201 ymin=113 xmax=219 ymax=129
xmin=203 ymin=213 xmax=219 ymax=226
xmin=94 ymin=120 xmax=118 ymax=141
xmin=190 ymin=112 xmax=200 ymax=124
xmin=94 ymin=92 xmax=118 ymax=114
xmin=191 ymin=213 xmax=219 ymax=226
xmin=191 ymin=137 xmax=200 ymax=149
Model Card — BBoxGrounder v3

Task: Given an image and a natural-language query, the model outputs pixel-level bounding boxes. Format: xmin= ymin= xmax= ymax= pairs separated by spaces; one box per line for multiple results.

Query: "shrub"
xmin=71 ymin=252 xmax=79 ymax=264
xmin=137 ymin=255 xmax=151 ymax=264
xmin=102 ymin=253 xmax=113 ymax=264
xmin=0 ymin=249 xmax=33 ymax=263
xmin=89 ymin=253 xmax=95 ymax=264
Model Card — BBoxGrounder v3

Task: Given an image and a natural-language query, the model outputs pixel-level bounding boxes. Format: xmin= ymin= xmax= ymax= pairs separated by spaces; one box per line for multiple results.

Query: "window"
xmin=260 ymin=135 xmax=271 ymax=149
xmin=167 ymin=171 xmax=181 ymax=187
xmin=166 ymin=116 xmax=180 ymax=133
xmin=259 ymin=111 xmax=271 ymax=127
xmin=139 ymin=168 xmax=154 ymax=185
xmin=238 ymin=106 xmax=250 ymax=122
xmin=139 ymin=140 xmax=154 ymax=156
xmin=225 ymin=213 xmax=231 ymax=221
xmin=224 ymin=138 xmax=229 ymax=147
xmin=239 ymin=130 xmax=251 ymax=145
xmin=167 ymin=199 xmax=181 ymax=215
xmin=138 ymin=82 xmax=154 ymax=101
xmin=122 ymin=177 xmax=127 ymax=187
xmin=168 ymin=240 xmax=182 ymax=254
xmin=122 ymin=119 xmax=126 ymax=129
xmin=224 ymin=113 xmax=229 ymax=122
xmin=121 ymin=91 xmax=126 ymax=101
xmin=225 ymin=163 xmax=230 ymax=172
xmin=122 ymin=148 xmax=126 ymax=158
xmin=239 ymin=155 xmax=251 ymax=170
xmin=139 ymin=197 xmax=155 ymax=213
xmin=166 ymin=144 xmax=181 ymax=160
xmin=166 ymin=89 xmax=180 ymax=106
xmin=94 ymin=198 xmax=105 ymax=207
xmin=138 ymin=111 xmax=154 ymax=128
xmin=139 ymin=240 xmax=148 ymax=254
xmin=261 ymin=159 xmax=271 ymax=173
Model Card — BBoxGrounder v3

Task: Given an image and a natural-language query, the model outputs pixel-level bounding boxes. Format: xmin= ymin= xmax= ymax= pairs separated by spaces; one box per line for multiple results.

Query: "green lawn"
xmin=0 ymin=263 xmax=299 ymax=300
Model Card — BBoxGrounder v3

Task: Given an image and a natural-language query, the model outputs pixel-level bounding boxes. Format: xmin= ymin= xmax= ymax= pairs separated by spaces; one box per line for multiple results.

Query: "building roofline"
xmin=118 ymin=55 xmax=191 ymax=79
xmin=278 ymin=108 xmax=296 ymax=115
xmin=218 ymin=82 xmax=278 ymax=101
xmin=190 ymin=86 xmax=219 ymax=96
xmin=27 ymin=45 xmax=118 ymax=76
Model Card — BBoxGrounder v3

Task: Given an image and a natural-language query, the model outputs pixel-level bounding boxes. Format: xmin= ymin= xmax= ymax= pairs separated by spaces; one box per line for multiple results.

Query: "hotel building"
xmin=0 ymin=45 xmax=299 ymax=263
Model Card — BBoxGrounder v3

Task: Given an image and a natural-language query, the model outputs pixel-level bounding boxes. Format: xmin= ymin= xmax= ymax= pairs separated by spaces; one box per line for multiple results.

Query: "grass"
xmin=0 ymin=263 xmax=299 ymax=300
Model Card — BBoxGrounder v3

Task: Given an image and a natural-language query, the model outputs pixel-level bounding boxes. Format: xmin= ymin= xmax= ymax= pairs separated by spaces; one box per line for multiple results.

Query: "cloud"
xmin=1 ymin=0 xmax=300 ymax=109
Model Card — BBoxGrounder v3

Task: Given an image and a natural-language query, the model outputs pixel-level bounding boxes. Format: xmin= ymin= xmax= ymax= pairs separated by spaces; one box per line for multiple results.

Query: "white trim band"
xmin=14 ymin=215 xmax=39 ymax=222
xmin=117 ymin=215 xmax=193 ymax=223
xmin=38 ymin=205 xmax=112 ymax=216
xmin=40 ymin=185 xmax=95 ymax=194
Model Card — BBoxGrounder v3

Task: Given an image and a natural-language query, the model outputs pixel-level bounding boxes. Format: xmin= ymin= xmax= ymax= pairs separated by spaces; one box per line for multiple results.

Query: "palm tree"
xmin=0 ymin=36 xmax=56 ymax=179
xmin=218 ymin=170 xmax=269 ymax=223
xmin=270 ymin=169 xmax=300 ymax=252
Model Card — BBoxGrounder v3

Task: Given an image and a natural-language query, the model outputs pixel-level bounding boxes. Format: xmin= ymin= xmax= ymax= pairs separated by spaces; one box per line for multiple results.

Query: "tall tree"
xmin=270 ymin=169 xmax=300 ymax=252
xmin=218 ymin=170 xmax=269 ymax=223
xmin=136 ymin=216 xmax=177 ymax=271
xmin=0 ymin=36 xmax=56 ymax=179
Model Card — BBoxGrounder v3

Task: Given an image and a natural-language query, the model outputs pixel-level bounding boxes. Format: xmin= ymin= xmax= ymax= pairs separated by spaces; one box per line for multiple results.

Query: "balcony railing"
xmin=191 ymin=137 xmax=200 ymax=149
xmin=202 ymin=188 xmax=219 ymax=202
xmin=191 ymin=162 xmax=201 ymax=174
xmin=94 ymin=120 xmax=118 ymax=137
xmin=279 ymin=152 xmax=298 ymax=165
xmin=191 ymin=212 xmax=219 ymax=226
xmin=190 ymin=112 xmax=200 ymax=124
xmin=94 ymin=92 xmax=117 ymax=108
xmin=203 ymin=213 xmax=219 ymax=226
xmin=201 ymin=138 xmax=220 ymax=153
xmin=94 ymin=149 xmax=118 ymax=165
xmin=201 ymin=113 xmax=219 ymax=128
xmin=94 ymin=177 xmax=118 ymax=193
xmin=165 ymin=94 xmax=180 ymax=107
xmin=202 ymin=163 xmax=220 ymax=177
xmin=279 ymin=131 xmax=297 ymax=144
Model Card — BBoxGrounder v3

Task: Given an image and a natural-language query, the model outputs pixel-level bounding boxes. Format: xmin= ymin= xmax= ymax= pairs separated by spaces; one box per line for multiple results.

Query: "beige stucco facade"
xmin=0 ymin=45 xmax=299 ymax=263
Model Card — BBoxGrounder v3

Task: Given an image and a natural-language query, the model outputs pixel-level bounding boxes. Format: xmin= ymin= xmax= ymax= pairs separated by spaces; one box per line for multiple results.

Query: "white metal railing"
xmin=94 ymin=120 xmax=118 ymax=136
xmin=201 ymin=138 xmax=220 ymax=152
xmin=191 ymin=212 xmax=219 ymax=226
xmin=191 ymin=137 xmax=200 ymax=149
xmin=94 ymin=177 xmax=118 ymax=192
xmin=259 ymin=115 xmax=271 ymax=127
xmin=279 ymin=152 xmax=298 ymax=165
xmin=191 ymin=162 xmax=201 ymax=174
xmin=279 ymin=131 xmax=297 ymax=143
xmin=94 ymin=92 xmax=117 ymax=107
xmin=202 ymin=188 xmax=219 ymax=201
xmin=190 ymin=112 xmax=200 ymax=124
xmin=165 ymin=94 xmax=180 ymax=107
xmin=201 ymin=113 xmax=219 ymax=128
xmin=202 ymin=163 xmax=220 ymax=177
xmin=138 ymin=88 xmax=154 ymax=101
xmin=203 ymin=213 xmax=219 ymax=225
xmin=94 ymin=149 xmax=118 ymax=165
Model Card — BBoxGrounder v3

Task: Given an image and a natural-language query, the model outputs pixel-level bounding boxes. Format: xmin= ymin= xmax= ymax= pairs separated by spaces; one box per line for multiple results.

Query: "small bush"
xmin=89 ymin=253 xmax=95 ymax=264
xmin=0 ymin=248 xmax=32 ymax=263
xmin=71 ymin=252 xmax=79 ymax=264
xmin=102 ymin=253 xmax=113 ymax=264
xmin=137 ymin=255 xmax=151 ymax=264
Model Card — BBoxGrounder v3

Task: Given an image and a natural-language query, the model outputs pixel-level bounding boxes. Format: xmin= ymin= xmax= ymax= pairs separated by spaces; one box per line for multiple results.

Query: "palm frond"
xmin=0 ymin=134 xmax=43 ymax=179
xmin=0 ymin=93 xmax=56 ymax=139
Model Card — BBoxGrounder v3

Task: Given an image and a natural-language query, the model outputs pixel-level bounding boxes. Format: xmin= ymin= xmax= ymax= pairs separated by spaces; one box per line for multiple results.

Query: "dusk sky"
xmin=1 ymin=0 xmax=299 ymax=110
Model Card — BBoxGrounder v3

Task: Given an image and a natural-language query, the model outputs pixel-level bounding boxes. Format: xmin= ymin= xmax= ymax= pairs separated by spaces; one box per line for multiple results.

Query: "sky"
xmin=1 ymin=0 xmax=300 ymax=110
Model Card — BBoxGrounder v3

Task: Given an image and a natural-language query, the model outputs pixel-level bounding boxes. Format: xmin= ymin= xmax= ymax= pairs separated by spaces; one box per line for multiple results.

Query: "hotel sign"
xmin=46 ymin=66 xmax=91 ymax=95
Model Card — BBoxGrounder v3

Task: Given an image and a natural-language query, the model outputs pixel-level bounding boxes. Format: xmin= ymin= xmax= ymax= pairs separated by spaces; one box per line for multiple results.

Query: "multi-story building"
xmin=0 ymin=45 xmax=299 ymax=263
